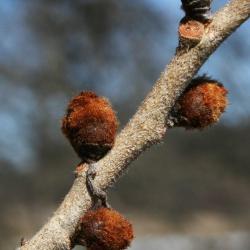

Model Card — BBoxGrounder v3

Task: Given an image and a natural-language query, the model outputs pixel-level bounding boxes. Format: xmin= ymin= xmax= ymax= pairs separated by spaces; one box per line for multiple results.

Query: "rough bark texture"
xmin=20 ymin=0 xmax=250 ymax=249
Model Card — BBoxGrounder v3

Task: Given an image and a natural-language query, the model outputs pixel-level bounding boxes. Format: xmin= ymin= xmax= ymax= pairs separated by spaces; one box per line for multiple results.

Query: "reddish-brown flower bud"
xmin=175 ymin=76 xmax=228 ymax=129
xmin=78 ymin=207 xmax=134 ymax=250
xmin=62 ymin=91 xmax=118 ymax=162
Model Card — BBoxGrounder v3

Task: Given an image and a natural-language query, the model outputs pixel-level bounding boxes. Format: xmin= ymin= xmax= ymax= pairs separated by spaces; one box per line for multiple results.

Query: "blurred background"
xmin=0 ymin=1 xmax=249 ymax=249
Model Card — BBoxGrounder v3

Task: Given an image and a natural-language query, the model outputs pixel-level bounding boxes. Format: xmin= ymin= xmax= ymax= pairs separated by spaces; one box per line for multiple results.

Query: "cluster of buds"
xmin=61 ymin=74 xmax=227 ymax=249
xmin=62 ymin=92 xmax=133 ymax=249
xmin=62 ymin=78 xmax=228 ymax=149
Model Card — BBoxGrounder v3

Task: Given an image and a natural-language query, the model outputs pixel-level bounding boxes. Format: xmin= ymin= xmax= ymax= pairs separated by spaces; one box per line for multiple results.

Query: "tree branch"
xmin=20 ymin=0 xmax=250 ymax=249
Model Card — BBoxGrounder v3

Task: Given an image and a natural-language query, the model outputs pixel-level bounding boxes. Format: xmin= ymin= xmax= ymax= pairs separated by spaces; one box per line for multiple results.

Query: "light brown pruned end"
xmin=178 ymin=19 xmax=205 ymax=51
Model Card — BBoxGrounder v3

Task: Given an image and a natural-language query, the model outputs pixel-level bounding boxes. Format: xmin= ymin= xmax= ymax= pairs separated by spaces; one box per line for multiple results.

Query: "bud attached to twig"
xmin=173 ymin=76 xmax=228 ymax=129
xmin=178 ymin=0 xmax=212 ymax=52
xmin=76 ymin=207 xmax=134 ymax=250
xmin=62 ymin=91 xmax=118 ymax=162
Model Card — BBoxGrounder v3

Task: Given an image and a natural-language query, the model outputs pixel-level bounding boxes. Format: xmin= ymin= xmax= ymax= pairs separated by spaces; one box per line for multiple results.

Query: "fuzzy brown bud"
xmin=62 ymin=91 xmax=118 ymax=162
xmin=181 ymin=0 xmax=212 ymax=22
xmin=174 ymin=76 xmax=228 ymax=129
xmin=78 ymin=207 xmax=134 ymax=250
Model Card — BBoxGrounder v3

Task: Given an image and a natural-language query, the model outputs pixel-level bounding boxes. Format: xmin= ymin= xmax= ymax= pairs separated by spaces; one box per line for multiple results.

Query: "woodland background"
xmin=0 ymin=1 xmax=249 ymax=249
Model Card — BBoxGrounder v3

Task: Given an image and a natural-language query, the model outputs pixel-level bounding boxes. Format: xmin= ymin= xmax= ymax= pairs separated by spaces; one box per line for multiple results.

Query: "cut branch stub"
xmin=178 ymin=19 xmax=205 ymax=51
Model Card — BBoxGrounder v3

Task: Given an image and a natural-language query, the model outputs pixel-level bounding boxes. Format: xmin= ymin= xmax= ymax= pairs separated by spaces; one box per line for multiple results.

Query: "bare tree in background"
xmin=15 ymin=0 xmax=250 ymax=249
